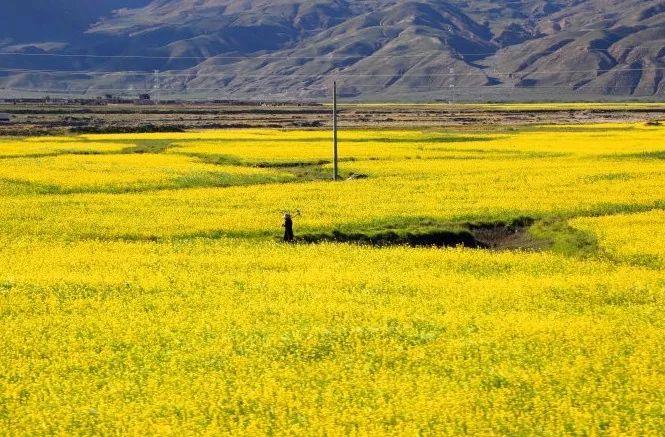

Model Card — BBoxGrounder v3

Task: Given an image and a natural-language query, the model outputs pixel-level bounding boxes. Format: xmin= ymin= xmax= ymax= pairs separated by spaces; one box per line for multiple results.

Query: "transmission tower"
xmin=448 ymin=68 xmax=455 ymax=104
xmin=153 ymin=70 xmax=161 ymax=105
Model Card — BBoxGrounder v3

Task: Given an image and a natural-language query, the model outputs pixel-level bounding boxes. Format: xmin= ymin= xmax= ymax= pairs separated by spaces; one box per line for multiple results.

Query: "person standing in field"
xmin=283 ymin=213 xmax=294 ymax=242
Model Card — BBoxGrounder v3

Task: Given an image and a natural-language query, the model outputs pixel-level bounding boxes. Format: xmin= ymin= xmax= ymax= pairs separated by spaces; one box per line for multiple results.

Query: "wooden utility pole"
xmin=333 ymin=81 xmax=339 ymax=180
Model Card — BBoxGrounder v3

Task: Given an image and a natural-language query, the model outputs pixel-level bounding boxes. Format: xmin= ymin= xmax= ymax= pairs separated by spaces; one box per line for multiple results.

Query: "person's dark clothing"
xmin=283 ymin=217 xmax=294 ymax=242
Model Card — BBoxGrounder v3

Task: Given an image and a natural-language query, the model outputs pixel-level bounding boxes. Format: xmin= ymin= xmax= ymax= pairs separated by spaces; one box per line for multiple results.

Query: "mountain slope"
xmin=0 ymin=0 xmax=150 ymax=43
xmin=2 ymin=0 xmax=665 ymax=101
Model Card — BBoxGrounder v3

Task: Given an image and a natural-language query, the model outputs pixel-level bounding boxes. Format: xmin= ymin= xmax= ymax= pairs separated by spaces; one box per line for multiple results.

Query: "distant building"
xmin=136 ymin=93 xmax=154 ymax=105
xmin=0 ymin=113 xmax=11 ymax=123
xmin=103 ymin=94 xmax=120 ymax=104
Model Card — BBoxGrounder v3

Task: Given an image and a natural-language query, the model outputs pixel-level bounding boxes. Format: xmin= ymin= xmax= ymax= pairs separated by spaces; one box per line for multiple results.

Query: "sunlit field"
xmin=1 ymin=123 xmax=665 ymax=434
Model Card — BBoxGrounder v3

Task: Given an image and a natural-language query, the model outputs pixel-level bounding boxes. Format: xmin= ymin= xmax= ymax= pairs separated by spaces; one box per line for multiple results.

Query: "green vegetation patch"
xmin=0 ymin=171 xmax=295 ymax=196
xmin=600 ymin=150 xmax=665 ymax=160
xmin=120 ymin=140 xmax=177 ymax=154
xmin=185 ymin=153 xmax=355 ymax=182
xmin=529 ymin=219 xmax=601 ymax=259
xmin=584 ymin=173 xmax=636 ymax=183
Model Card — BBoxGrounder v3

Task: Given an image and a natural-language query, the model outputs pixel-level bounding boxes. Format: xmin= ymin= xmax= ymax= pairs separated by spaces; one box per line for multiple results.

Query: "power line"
xmin=0 ymin=66 xmax=661 ymax=79
xmin=0 ymin=84 xmax=646 ymax=93
xmin=0 ymin=44 xmax=660 ymax=61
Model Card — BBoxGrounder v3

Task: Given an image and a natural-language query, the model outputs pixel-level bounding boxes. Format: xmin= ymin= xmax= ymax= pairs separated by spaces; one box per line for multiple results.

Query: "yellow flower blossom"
xmin=0 ymin=123 xmax=664 ymax=434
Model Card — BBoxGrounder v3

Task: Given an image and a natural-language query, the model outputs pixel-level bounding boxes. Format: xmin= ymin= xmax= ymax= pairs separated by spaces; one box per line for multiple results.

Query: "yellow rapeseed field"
xmin=1 ymin=123 xmax=664 ymax=435
xmin=0 ymin=138 xmax=128 ymax=157
xmin=571 ymin=210 xmax=665 ymax=268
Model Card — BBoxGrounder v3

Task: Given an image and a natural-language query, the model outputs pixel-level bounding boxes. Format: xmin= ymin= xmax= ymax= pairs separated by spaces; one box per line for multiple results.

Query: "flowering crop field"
xmin=1 ymin=123 xmax=665 ymax=435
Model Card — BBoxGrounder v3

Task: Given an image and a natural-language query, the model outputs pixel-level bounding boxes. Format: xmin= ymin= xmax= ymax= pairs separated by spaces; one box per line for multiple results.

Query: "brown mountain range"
xmin=1 ymin=0 xmax=665 ymax=101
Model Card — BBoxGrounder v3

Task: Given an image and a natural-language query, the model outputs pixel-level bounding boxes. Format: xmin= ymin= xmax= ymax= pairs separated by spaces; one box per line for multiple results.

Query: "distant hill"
xmin=2 ymin=0 xmax=665 ymax=101
xmin=0 ymin=1 xmax=149 ymax=42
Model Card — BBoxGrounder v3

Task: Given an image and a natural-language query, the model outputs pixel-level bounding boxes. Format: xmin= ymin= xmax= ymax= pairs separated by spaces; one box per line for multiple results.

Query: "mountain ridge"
xmin=2 ymin=0 xmax=665 ymax=101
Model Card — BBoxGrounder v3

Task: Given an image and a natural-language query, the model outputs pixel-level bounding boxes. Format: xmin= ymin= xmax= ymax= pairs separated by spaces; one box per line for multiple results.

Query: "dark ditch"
xmin=296 ymin=217 xmax=537 ymax=250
